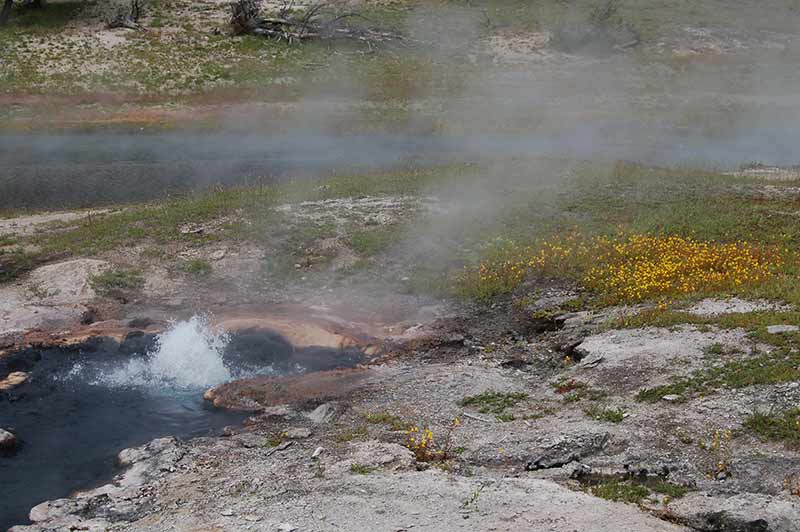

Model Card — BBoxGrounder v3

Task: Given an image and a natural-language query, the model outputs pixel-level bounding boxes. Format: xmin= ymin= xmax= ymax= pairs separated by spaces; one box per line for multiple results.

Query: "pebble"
xmin=0 ymin=428 xmax=16 ymax=450
xmin=312 ymin=447 xmax=325 ymax=459
xmin=220 ymin=508 xmax=235 ymax=516
xmin=662 ymin=394 xmax=681 ymax=402
xmin=277 ymin=524 xmax=297 ymax=532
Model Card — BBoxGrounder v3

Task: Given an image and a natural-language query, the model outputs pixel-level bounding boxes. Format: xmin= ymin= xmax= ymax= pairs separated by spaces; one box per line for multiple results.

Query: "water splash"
xmin=104 ymin=316 xmax=232 ymax=389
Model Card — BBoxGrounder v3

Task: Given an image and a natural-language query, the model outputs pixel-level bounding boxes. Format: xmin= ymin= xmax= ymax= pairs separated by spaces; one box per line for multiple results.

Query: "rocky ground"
xmin=2 ymin=165 xmax=800 ymax=530
xmin=2 ymin=239 xmax=800 ymax=531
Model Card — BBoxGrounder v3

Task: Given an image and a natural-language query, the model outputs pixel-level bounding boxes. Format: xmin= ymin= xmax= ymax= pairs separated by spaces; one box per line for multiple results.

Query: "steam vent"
xmin=3 ymin=1 xmax=800 ymax=530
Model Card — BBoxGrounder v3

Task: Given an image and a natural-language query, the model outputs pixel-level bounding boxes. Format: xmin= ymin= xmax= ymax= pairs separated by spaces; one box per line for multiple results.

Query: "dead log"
xmin=230 ymin=0 xmax=401 ymax=46
xmin=108 ymin=0 xmax=146 ymax=31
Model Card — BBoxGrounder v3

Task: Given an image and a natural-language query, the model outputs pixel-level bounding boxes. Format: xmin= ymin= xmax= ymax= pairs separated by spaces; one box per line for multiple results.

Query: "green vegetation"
xmin=89 ymin=268 xmax=144 ymax=295
xmin=590 ymin=480 xmax=650 ymax=504
xmin=744 ymin=409 xmax=800 ymax=447
xmin=585 ymin=475 xmax=689 ymax=504
xmin=335 ymin=426 xmax=368 ymax=443
xmin=584 ymin=405 xmax=625 ymax=423
xmin=636 ymin=348 xmax=800 ymax=403
xmin=179 ymin=258 xmax=213 ymax=276
xmin=267 ymin=431 xmax=288 ymax=447
xmin=553 ymin=379 xmax=608 ymax=403
xmin=364 ymin=411 xmax=411 ymax=431
xmin=349 ymin=463 xmax=378 ymax=475
xmin=461 ymin=390 xmax=528 ymax=415
xmin=649 ymin=479 xmax=688 ymax=499
xmin=350 ymin=225 xmax=404 ymax=256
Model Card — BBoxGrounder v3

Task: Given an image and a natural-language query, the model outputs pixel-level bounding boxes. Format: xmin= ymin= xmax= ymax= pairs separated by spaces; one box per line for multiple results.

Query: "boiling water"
xmin=0 ymin=317 xmax=364 ymax=530
xmin=101 ymin=316 xmax=234 ymax=389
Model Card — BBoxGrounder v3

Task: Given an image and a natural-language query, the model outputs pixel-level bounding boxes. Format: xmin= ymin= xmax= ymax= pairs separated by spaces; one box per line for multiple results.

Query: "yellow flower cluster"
xmin=404 ymin=417 xmax=460 ymax=462
xmin=460 ymin=233 xmax=781 ymax=303
xmin=406 ymin=426 xmax=440 ymax=462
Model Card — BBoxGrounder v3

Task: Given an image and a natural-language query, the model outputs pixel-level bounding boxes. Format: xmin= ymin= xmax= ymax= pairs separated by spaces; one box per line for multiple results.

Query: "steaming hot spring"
xmin=0 ymin=310 xmax=381 ymax=530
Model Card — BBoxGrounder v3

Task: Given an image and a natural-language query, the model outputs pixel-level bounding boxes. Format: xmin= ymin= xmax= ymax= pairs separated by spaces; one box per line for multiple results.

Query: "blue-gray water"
xmin=1 ymin=125 xmax=798 ymax=211
xmin=0 ymin=325 xmax=365 ymax=530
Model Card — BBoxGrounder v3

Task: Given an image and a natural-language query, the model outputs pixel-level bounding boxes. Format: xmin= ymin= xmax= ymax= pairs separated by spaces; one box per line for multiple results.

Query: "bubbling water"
xmin=105 ymin=316 xmax=232 ymax=389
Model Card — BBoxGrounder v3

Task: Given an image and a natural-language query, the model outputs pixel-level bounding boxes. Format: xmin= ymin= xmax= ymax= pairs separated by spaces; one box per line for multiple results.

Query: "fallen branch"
xmin=108 ymin=0 xmax=146 ymax=31
xmin=230 ymin=0 xmax=401 ymax=46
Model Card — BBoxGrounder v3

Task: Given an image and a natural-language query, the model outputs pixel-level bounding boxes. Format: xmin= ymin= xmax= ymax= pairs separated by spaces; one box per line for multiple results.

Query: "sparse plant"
xmin=349 ymin=463 xmax=377 ymax=475
xmin=461 ymin=390 xmax=528 ymax=415
xmin=744 ymin=408 xmax=800 ymax=448
xmin=179 ymin=258 xmax=212 ymax=276
xmin=700 ymin=429 xmax=733 ymax=478
xmin=89 ymin=268 xmax=144 ymax=296
xmin=335 ymin=426 xmax=368 ymax=442
xmin=364 ymin=411 xmax=411 ymax=431
xmin=637 ymin=348 xmax=800 ymax=402
xmin=404 ymin=417 xmax=460 ymax=463
xmin=268 ymin=430 xmax=288 ymax=447
xmin=461 ymin=483 xmax=487 ymax=512
xmin=584 ymin=404 xmax=625 ymax=423
xmin=784 ymin=473 xmax=800 ymax=497
xmin=26 ymin=280 xmax=57 ymax=299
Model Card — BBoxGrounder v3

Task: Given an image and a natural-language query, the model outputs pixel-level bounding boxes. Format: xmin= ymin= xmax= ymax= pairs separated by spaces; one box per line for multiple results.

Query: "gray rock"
xmin=579 ymin=353 xmax=604 ymax=368
xmin=277 ymin=524 xmax=297 ymax=532
xmin=526 ymin=433 xmax=610 ymax=470
xmin=286 ymin=427 xmax=312 ymax=439
xmin=0 ymin=428 xmax=17 ymax=450
xmin=235 ymin=433 xmax=265 ymax=449
xmin=661 ymin=394 xmax=681 ymax=402
xmin=669 ymin=492 xmax=800 ymax=532
xmin=306 ymin=402 xmax=337 ymax=423
xmin=766 ymin=325 xmax=799 ymax=334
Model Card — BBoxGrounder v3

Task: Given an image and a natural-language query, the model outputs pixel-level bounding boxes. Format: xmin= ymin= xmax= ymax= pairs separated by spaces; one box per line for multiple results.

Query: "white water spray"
xmin=104 ymin=316 xmax=232 ymax=389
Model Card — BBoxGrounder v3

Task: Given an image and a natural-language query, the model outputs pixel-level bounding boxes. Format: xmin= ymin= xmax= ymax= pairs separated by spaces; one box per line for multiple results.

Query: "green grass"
xmin=584 ymin=474 xmax=688 ymax=504
xmin=590 ymin=480 xmax=650 ymax=504
xmin=179 ymin=258 xmax=213 ymax=276
xmin=364 ymin=411 xmax=411 ymax=431
xmin=335 ymin=426 xmax=368 ymax=442
xmin=743 ymin=409 xmax=800 ymax=447
xmin=349 ymin=463 xmax=378 ymax=475
xmin=552 ymin=379 xmax=608 ymax=403
xmin=350 ymin=225 xmax=404 ymax=256
xmin=461 ymin=390 xmax=528 ymax=415
xmin=636 ymin=348 xmax=800 ymax=403
xmin=89 ymin=268 xmax=144 ymax=295
xmin=649 ymin=479 xmax=689 ymax=499
xmin=0 ymin=248 xmax=41 ymax=283
xmin=584 ymin=405 xmax=625 ymax=423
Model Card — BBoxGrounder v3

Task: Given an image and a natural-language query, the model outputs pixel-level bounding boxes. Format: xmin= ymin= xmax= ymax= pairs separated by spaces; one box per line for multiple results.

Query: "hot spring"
xmin=0 ymin=316 xmax=365 ymax=530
